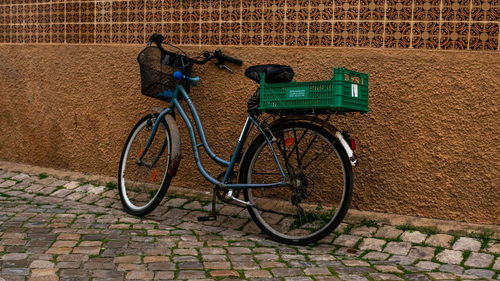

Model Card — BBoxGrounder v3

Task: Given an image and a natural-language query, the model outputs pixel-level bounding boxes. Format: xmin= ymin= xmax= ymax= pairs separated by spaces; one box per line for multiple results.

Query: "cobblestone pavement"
xmin=0 ymin=168 xmax=499 ymax=281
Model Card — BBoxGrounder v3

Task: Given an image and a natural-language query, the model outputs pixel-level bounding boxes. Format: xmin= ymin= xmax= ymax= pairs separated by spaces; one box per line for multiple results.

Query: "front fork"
xmin=136 ymin=114 xmax=170 ymax=169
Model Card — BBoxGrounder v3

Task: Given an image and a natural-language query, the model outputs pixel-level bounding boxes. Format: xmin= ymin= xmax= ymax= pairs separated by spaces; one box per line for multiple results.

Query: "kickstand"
xmin=197 ymin=188 xmax=217 ymax=222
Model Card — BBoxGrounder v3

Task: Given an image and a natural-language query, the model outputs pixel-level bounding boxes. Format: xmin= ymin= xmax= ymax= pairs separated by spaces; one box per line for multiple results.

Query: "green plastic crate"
xmin=258 ymin=67 xmax=369 ymax=113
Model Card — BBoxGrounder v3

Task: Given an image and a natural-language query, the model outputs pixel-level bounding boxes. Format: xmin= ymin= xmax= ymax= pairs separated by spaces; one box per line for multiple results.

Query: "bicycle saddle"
xmin=245 ymin=64 xmax=294 ymax=84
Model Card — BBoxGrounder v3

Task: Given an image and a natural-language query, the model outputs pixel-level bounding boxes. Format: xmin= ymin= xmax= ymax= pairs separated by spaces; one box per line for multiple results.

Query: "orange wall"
xmin=0 ymin=45 xmax=499 ymax=224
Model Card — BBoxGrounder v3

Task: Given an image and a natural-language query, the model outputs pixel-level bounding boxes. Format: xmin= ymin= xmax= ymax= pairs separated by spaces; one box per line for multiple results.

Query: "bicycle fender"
xmin=266 ymin=115 xmax=357 ymax=166
xmin=153 ymin=107 xmax=182 ymax=177
xmin=165 ymin=114 xmax=182 ymax=177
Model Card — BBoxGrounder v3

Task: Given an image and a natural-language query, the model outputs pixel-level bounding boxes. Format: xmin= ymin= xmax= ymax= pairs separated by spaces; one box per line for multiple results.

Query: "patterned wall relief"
xmin=0 ymin=0 xmax=498 ymax=51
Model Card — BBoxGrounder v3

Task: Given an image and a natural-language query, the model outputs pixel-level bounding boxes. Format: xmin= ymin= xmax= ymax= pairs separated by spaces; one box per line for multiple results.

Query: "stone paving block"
xmin=31 ymin=268 xmax=58 ymax=277
xmin=383 ymin=242 xmax=412 ymax=255
xmin=30 ymin=260 xmax=55 ymax=268
xmin=315 ymin=277 xmax=341 ymax=281
xmin=272 ymin=268 xmax=305 ymax=277
xmin=436 ymin=249 xmax=463 ymax=264
xmin=333 ymin=234 xmax=362 ymax=247
xmin=48 ymin=180 xmax=69 ymax=187
xmin=374 ymin=265 xmax=403 ymax=273
xmin=368 ymin=273 xmax=403 ymax=280
xmin=438 ymin=264 xmax=464 ymax=274
xmin=113 ymin=255 xmax=141 ymax=264
xmin=233 ymin=261 xmax=260 ymax=270
xmin=427 ymin=272 xmax=458 ymax=280
xmin=125 ymin=270 xmax=154 ymax=280
xmin=227 ymin=247 xmax=252 ymax=254
xmin=303 ymin=267 xmax=331 ymax=275
xmin=11 ymin=173 xmax=30 ymax=181
xmin=463 ymin=252 xmax=494 ymax=268
xmin=25 ymin=184 xmax=45 ymax=193
xmin=375 ymin=226 xmax=403 ymax=239
xmin=59 ymin=269 xmax=88 ymax=278
xmin=387 ymin=255 xmax=416 ymax=265
xmin=57 ymin=261 xmax=81 ymax=269
xmin=350 ymin=226 xmax=377 ymax=236
xmin=75 ymin=184 xmax=94 ymax=193
xmin=205 ymin=261 xmax=231 ymax=269
xmin=177 ymin=270 xmax=206 ymax=279
xmin=165 ymin=197 xmax=187 ymax=207
xmin=363 ymin=251 xmax=389 ymax=260
xmin=87 ymin=185 xmax=105 ymax=195
xmin=408 ymin=246 xmax=435 ymax=260
xmin=91 ymin=269 xmax=123 ymax=279
xmin=35 ymin=177 xmax=56 ymax=185
xmin=1 ymin=253 xmax=28 ymax=261
xmin=64 ymin=181 xmax=80 ymax=190
xmin=66 ymin=192 xmax=85 ymax=201
xmin=403 ymin=274 xmax=430 ymax=281
xmin=359 ymin=238 xmax=386 ymax=251
xmin=415 ymin=261 xmax=440 ymax=270
xmin=57 ymin=254 xmax=90 ymax=262
xmin=343 ymin=260 xmax=370 ymax=267
xmin=117 ymin=263 xmax=146 ymax=271
xmin=178 ymin=261 xmax=203 ymax=269
xmin=309 ymin=254 xmax=336 ymax=261
xmin=452 ymin=237 xmax=481 ymax=251
xmin=244 ymin=270 xmax=273 ymax=277
xmin=486 ymin=241 xmax=500 ymax=254
xmin=0 ymin=180 xmax=17 ymax=187
xmin=210 ymin=270 xmax=240 ymax=277
xmin=493 ymin=256 xmax=500 ymax=270
xmin=425 ymin=234 xmax=454 ymax=247
xmin=73 ymin=246 xmax=100 ymax=255
xmin=337 ymin=274 xmax=369 ymax=281
xmin=52 ymin=189 xmax=73 ymax=198
xmin=400 ymin=231 xmax=427 ymax=244
xmin=183 ymin=201 xmax=203 ymax=210
xmin=463 ymin=268 xmax=494 ymax=278
xmin=285 ymin=277 xmax=313 ymax=281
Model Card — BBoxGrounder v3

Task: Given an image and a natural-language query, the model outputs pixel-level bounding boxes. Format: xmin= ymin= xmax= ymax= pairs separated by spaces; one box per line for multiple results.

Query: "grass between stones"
xmin=38 ymin=173 xmax=48 ymax=179
xmin=396 ymin=223 xmax=437 ymax=235
xmin=470 ymin=229 xmax=494 ymax=250
xmin=105 ymin=182 xmax=117 ymax=190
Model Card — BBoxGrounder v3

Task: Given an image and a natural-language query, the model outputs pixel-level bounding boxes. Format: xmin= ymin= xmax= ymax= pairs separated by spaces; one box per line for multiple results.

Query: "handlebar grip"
xmin=221 ymin=54 xmax=243 ymax=66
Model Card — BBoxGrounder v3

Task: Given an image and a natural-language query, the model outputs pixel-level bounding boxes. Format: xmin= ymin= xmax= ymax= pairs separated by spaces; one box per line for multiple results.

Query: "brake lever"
xmin=218 ymin=64 xmax=233 ymax=73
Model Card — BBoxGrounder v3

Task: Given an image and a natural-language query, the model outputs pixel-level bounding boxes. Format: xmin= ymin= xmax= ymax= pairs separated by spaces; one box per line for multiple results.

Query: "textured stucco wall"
xmin=0 ymin=45 xmax=499 ymax=224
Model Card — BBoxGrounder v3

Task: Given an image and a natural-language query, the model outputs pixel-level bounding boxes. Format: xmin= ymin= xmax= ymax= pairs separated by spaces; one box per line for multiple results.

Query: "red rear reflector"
xmin=151 ymin=170 xmax=158 ymax=182
xmin=285 ymin=138 xmax=295 ymax=147
xmin=138 ymin=148 xmax=145 ymax=158
xmin=350 ymin=139 xmax=356 ymax=151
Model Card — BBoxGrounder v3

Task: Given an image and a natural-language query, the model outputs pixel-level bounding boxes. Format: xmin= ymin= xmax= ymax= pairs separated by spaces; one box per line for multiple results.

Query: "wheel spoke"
xmin=118 ymin=114 xmax=171 ymax=216
xmin=243 ymin=122 xmax=352 ymax=244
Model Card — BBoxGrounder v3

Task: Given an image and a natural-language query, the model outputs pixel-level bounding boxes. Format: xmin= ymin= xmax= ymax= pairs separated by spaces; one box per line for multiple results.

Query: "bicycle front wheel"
xmin=118 ymin=114 xmax=172 ymax=216
xmin=239 ymin=121 xmax=353 ymax=245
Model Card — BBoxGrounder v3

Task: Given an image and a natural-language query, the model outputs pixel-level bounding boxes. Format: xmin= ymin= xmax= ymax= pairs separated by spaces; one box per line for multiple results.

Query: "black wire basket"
xmin=137 ymin=46 xmax=191 ymax=101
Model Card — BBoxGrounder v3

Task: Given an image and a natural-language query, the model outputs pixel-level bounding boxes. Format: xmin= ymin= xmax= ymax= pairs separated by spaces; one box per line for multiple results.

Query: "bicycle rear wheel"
xmin=118 ymin=114 xmax=172 ymax=216
xmin=239 ymin=121 xmax=353 ymax=245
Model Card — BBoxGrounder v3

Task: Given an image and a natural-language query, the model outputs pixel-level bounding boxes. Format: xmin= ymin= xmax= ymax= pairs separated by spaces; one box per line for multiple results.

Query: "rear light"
xmin=342 ymin=131 xmax=356 ymax=151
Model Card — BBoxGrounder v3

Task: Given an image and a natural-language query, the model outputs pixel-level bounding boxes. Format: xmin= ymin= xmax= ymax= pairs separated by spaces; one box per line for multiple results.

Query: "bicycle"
xmin=118 ymin=33 xmax=367 ymax=245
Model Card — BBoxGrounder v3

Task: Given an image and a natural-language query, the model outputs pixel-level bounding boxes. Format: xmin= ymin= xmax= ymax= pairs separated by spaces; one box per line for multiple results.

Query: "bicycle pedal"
xmin=197 ymin=216 xmax=217 ymax=222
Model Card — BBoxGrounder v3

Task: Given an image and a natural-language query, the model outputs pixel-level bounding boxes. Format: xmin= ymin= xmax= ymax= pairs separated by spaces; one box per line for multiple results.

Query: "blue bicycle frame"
xmin=138 ymin=82 xmax=289 ymax=190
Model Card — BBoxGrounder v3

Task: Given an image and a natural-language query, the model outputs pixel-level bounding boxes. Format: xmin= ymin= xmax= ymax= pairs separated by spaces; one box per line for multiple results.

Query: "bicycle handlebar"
xmin=147 ymin=33 xmax=243 ymax=68
xmin=220 ymin=54 xmax=243 ymax=66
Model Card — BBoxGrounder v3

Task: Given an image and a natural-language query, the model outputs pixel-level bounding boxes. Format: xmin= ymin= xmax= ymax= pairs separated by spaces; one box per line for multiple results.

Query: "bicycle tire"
xmin=118 ymin=113 xmax=172 ymax=216
xmin=239 ymin=121 xmax=353 ymax=245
